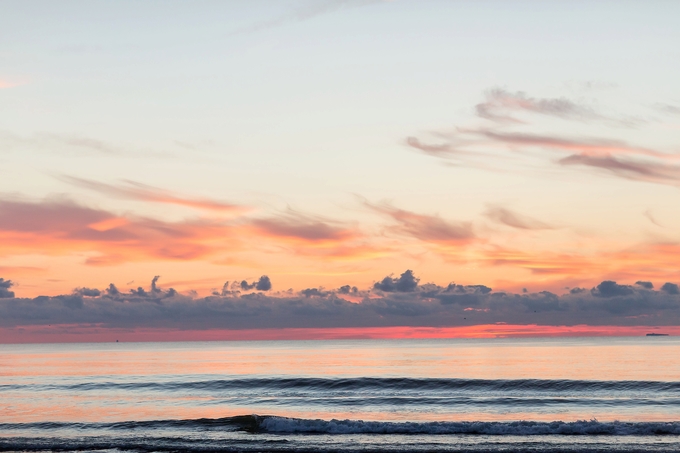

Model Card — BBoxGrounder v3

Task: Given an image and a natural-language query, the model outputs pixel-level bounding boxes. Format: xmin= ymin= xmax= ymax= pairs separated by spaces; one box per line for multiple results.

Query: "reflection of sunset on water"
xmin=4 ymin=324 xmax=680 ymax=344
xmin=2 ymin=338 xmax=679 ymax=425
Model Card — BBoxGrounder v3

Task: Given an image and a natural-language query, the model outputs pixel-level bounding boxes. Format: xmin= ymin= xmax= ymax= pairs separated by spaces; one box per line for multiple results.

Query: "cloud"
xmin=661 ymin=282 xmax=679 ymax=295
xmin=338 ymin=285 xmax=358 ymax=294
xmin=301 ymin=287 xmax=330 ymax=297
xmin=240 ymin=275 xmax=272 ymax=291
xmin=256 ymin=276 xmax=272 ymax=291
xmin=475 ymin=88 xmax=646 ymax=127
xmin=0 ymin=279 xmax=14 ymax=298
xmin=654 ymin=103 xmax=680 ymax=116
xmin=643 ymin=209 xmax=665 ymax=228
xmin=251 ymin=212 xmax=356 ymax=243
xmin=246 ymin=211 xmax=380 ymax=260
xmin=409 ymin=129 xmax=678 ymax=168
xmin=151 ymin=275 xmax=162 ymax=294
xmin=483 ymin=247 xmax=596 ymax=276
xmin=484 ymin=206 xmax=553 ymax=230
xmin=405 ymin=137 xmax=467 ymax=158
xmin=0 ymin=196 xmax=236 ymax=264
xmin=558 ymin=154 xmax=680 ymax=186
xmin=74 ymin=287 xmax=102 ymax=297
xmin=374 ymin=269 xmax=420 ymax=292
xmin=61 ymin=176 xmax=249 ymax=214
xmin=591 ymin=280 xmax=634 ymax=298
xmin=365 ymin=201 xmax=475 ymax=245
xmin=482 ymin=242 xmax=680 ymax=291
xmin=2 ymin=271 xmax=680 ymax=335
xmin=106 ymin=283 xmax=121 ymax=296
xmin=0 ymin=196 xmax=381 ymax=266
xmin=406 ymin=88 xmax=679 ymax=187
xmin=409 ymin=128 xmax=680 ymax=187
xmin=475 ymin=88 xmax=598 ymax=124
xmin=477 ymin=130 xmax=672 ymax=160
xmin=433 ymin=283 xmax=492 ymax=306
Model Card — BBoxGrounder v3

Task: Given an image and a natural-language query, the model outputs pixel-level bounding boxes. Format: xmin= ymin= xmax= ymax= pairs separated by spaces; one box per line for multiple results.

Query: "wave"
xmin=258 ymin=417 xmax=680 ymax=435
xmin=3 ymin=416 xmax=680 ymax=436
xmin=4 ymin=377 xmax=680 ymax=393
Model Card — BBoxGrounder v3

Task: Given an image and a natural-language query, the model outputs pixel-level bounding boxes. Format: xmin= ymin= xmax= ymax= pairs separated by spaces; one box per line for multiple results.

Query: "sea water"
xmin=1 ymin=337 xmax=679 ymax=452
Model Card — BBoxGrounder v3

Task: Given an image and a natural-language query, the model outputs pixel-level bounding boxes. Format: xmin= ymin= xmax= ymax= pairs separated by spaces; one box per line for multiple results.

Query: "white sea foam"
xmin=259 ymin=417 xmax=680 ymax=435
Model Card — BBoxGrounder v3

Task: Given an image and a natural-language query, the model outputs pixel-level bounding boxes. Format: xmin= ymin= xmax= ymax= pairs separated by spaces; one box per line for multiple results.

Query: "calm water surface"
xmin=1 ymin=337 xmax=679 ymax=452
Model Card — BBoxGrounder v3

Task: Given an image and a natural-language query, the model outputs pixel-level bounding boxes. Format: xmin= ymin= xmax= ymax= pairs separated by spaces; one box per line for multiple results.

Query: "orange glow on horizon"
xmin=2 ymin=324 xmax=679 ymax=344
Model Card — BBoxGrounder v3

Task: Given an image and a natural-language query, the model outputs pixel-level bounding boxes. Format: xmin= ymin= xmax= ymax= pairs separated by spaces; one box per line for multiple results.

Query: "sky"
xmin=1 ymin=0 xmax=680 ymax=341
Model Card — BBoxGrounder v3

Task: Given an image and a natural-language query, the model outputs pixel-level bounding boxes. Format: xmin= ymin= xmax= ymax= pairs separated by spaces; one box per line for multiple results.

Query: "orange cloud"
xmin=483 ymin=241 xmax=680 ymax=290
xmin=0 ymin=198 xmax=379 ymax=266
xmin=87 ymin=217 xmax=130 ymax=232
xmin=484 ymin=247 xmax=594 ymax=276
xmin=604 ymin=243 xmax=680 ymax=281
xmin=0 ymin=265 xmax=46 ymax=275
xmin=0 ymin=197 xmax=239 ymax=264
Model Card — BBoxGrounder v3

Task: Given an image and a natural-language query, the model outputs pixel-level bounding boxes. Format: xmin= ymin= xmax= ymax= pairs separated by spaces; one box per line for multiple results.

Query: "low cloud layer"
xmin=1 ymin=271 xmax=679 ymax=334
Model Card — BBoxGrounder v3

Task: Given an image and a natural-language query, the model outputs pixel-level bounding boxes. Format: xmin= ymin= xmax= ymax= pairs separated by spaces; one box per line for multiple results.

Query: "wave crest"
xmin=258 ymin=417 xmax=680 ymax=435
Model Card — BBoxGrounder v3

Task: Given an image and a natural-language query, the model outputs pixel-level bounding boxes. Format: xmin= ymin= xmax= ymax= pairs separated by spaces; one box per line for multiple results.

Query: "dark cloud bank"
xmin=1 ymin=271 xmax=680 ymax=330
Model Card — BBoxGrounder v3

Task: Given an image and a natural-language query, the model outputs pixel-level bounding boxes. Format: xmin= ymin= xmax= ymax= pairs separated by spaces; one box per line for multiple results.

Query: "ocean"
xmin=1 ymin=337 xmax=679 ymax=452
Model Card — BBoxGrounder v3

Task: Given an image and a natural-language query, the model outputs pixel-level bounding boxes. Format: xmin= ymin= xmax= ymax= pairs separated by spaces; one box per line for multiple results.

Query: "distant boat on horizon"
xmin=646 ymin=333 xmax=669 ymax=336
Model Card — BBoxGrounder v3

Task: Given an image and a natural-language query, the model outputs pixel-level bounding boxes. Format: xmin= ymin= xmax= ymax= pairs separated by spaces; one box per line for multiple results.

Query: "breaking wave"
xmin=3 ymin=416 xmax=680 ymax=436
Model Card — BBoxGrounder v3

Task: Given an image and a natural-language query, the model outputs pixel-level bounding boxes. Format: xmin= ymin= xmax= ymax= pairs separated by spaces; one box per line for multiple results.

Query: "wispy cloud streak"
xmin=475 ymin=88 xmax=597 ymax=123
xmin=484 ymin=206 xmax=554 ymax=230
xmin=61 ymin=176 xmax=250 ymax=214
xmin=406 ymin=88 xmax=680 ymax=187
xmin=365 ymin=201 xmax=475 ymax=245
xmin=558 ymin=154 xmax=680 ymax=186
